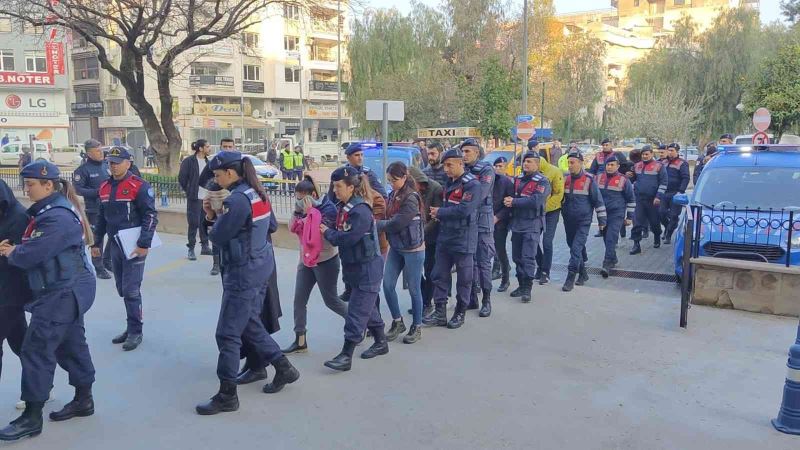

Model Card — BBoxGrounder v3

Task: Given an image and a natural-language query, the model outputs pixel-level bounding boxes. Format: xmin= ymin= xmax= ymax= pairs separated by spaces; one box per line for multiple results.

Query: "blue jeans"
xmin=383 ymin=248 xmax=425 ymax=326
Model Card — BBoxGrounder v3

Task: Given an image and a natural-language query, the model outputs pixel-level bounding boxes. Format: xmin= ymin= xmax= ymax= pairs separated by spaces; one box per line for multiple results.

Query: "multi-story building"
xmin=0 ymin=16 xmax=71 ymax=149
xmin=69 ymin=1 xmax=351 ymax=157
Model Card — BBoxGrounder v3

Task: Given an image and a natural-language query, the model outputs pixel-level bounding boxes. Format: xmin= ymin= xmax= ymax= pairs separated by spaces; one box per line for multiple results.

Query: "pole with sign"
xmin=366 ymin=100 xmax=404 ymax=184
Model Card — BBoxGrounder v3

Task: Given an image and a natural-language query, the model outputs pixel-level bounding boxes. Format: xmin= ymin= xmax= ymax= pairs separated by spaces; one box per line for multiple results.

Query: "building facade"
xmin=0 ymin=16 xmax=70 ymax=149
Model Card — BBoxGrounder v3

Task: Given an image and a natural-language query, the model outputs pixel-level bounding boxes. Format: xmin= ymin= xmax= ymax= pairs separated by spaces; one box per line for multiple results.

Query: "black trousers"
xmin=493 ymin=225 xmax=510 ymax=277
xmin=86 ymin=211 xmax=112 ymax=270
xmin=421 ymin=242 xmax=437 ymax=307
xmin=0 ymin=306 xmax=27 ymax=381
xmin=186 ymin=198 xmax=209 ymax=249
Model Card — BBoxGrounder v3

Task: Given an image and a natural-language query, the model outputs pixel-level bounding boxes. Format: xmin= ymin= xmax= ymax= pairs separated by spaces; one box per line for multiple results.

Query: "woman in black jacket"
xmin=377 ymin=162 xmax=426 ymax=344
xmin=0 ymin=178 xmax=32 ymax=381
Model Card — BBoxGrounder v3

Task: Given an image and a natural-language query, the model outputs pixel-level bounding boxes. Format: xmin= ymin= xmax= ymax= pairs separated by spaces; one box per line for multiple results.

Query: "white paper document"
xmin=115 ymin=227 xmax=162 ymax=260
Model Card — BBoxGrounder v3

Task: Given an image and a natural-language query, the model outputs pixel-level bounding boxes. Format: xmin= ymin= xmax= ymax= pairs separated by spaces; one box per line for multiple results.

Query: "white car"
xmin=734 ymin=134 xmax=800 ymax=145
xmin=0 ymin=141 xmax=53 ymax=166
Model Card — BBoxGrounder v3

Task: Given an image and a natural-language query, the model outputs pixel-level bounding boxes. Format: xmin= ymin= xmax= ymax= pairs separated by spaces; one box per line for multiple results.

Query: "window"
xmin=74 ymin=88 xmax=100 ymax=103
xmin=284 ymin=36 xmax=299 ymax=51
xmin=73 ymin=56 xmax=99 ymax=79
xmin=190 ymin=63 xmax=219 ymax=75
xmin=674 ymin=0 xmax=685 ymax=4
xmin=105 ymin=99 xmax=125 ymax=116
xmin=284 ymin=67 xmax=300 ymax=83
xmin=284 ymin=5 xmax=300 ymax=20
xmin=25 ymin=51 xmax=47 ymax=73
xmin=23 ymin=22 xmax=44 ymax=35
xmin=243 ymin=64 xmax=260 ymax=81
xmin=242 ymin=32 xmax=259 ymax=49
xmin=0 ymin=15 xmax=11 ymax=33
xmin=0 ymin=50 xmax=13 ymax=71
xmin=71 ymin=30 xmax=89 ymax=48
xmin=634 ymin=0 xmax=640 ymax=6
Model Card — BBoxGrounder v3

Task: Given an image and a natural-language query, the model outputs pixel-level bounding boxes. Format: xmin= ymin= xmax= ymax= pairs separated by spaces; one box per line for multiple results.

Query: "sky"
xmin=363 ymin=0 xmax=784 ymax=24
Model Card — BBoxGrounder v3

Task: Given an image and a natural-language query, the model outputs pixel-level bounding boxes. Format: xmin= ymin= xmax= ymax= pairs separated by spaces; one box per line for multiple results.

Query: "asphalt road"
xmin=0 ymin=232 xmax=798 ymax=449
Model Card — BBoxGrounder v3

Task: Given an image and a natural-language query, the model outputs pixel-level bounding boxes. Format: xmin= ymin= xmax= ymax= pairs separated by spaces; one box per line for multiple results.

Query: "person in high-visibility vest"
xmin=280 ymin=144 xmax=295 ymax=181
xmin=292 ymin=146 xmax=305 ymax=181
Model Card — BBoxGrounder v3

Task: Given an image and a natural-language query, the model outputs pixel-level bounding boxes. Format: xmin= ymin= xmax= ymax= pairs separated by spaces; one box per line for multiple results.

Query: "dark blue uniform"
xmin=598 ymin=171 xmax=635 ymax=266
xmin=510 ymin=172 xmax=551 ymax=282
xmin=209 ymin=182 xmax=283 ymax=383
xmin=327 ymin=163 xmax=387 ymax=201
xmin=324 ymin=197 xmax=385 ymax=343
xmin=630 ymin=159 xmax=667 ymax=242
xmin=466 ymin=160 xmax=495 ymax=303
xmin=94 ymin=172 xmax=158 ymax=336
xmin=660 ymin=156 xmax=690 ymax=239
xmin=431 ymin=172 xmax=481 ymax=312
xmin=73 ymin=158 xmax=111 ymax=270
xmin=9 ymin=193 xmax=96 ymax=403
xmin=589 ymin=150 xmax=628 ymax=176
xmin=562 ymin=171 xmax=607 ymax=274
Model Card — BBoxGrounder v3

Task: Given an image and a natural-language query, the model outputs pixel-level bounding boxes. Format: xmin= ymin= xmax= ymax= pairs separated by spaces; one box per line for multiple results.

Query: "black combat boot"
xmin=210 ymin=253 xmax=221 ymax=276
xmin=653 ymin=234 xmax=662 ymax=249
xmin=0 ymin=401 xmax=43 ymax=441
xmin=600 ymin=260 xmax=612 ymax=279
xmin=576 ymin=267 xmax=589 ymax=286
xmin=630 ymin=241 xmax=642 ymax=255
xmin=539 ymin=272 xmax=550 ymax=285
xmin=93 ymin=257 xmax=112 ymax=279
xmin=49 ymin=386 xmax=94 ymax=422
xmin=324 ymin=340 xmax=357 ymax=371
xmin=467 ymin=284 xmax=480 ymax=310
xmin=491 ymin=261 xmax=502 ymax=280
xmin=479 ymin=289 xmax=492 ymax=317
xmin=447 ymin=304 xmax=466 ymax=329
xmin=422 ymin=303 xmax=448 ymax=327
xmin=281 ymin=332 xmax=308 ymax=354
xmin=385 ymin=319 xmax=406 ymax=342
xmin=200 ymin=243 xmax=213 ymax=256
xmin=122 ymin=333 xmax=142 ymax=351
xmin=361 ymin=327 xmax=389 ymax=359
xmin=111 ymin=331 xmax=127 ymax=345
xmin=498 ymin=270 xmax=510 ymax=292
xmin=521 ymin=280 xmax=533 ymax=303
xmin=196 ymin=381 xmax=238 ymax=415
xmin=509 ymin=277 xmax=525 ymax=297
xmin=262 ymin=356 xmax=300 ymax=393
xmin=562 ymin=271 xmax=577 ymax=292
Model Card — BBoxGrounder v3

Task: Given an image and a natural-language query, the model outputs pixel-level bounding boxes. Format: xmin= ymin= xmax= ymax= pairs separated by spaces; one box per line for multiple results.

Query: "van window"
xmin=2 ymin=144 xmax=18 ymax=153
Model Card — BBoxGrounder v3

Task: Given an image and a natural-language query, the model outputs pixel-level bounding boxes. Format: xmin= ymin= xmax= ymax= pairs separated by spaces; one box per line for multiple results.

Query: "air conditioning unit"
xmin=252 ymin=109 xmax=261 ymax=119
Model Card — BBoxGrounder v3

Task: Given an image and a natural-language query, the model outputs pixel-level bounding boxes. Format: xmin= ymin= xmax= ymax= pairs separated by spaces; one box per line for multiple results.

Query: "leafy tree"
xmin=743 ymin=44 xmax=800 ymax=141
xmin=461 ymin=57 xmax=517 ymax=142
xmin=609 ymin=87 xmax=703 ymax=144
xmin=782 ymin=0 xmax=800 ymax=24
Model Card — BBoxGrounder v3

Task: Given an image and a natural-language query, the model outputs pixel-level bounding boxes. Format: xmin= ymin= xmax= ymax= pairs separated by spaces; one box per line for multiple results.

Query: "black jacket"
xmin=492 ymin=173 xmax=515 ymax=228
xmin=0 ymin=179 xmax=32 ymax=307
xmin=178 ymin=154 xmax=208 ymax=200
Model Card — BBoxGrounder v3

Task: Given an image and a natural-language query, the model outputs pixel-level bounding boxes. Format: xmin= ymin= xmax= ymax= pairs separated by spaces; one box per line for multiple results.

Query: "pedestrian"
xmin=660 ymin=143 xmax=690 ymax=244
xmin=718 ymin=133 xmax=734 ymax=146
xmin=422 ymin=148 xmax=481 ymax=330
xmin=492 ymin=157 xmax=515 ymax=293
xmin=279 ymin=143 xmax=295 ymax=186
xmin=92 ymin=146 xmax=158 ymax=352
xmin=196 ymin=151 xmax=299 ymax=415
xmin=18 ymin=148 xmax=32 ymax=192
xmin=408 ymin=166 xmax=442 ymax=319
xmin=693 ymin=142 xmax=717 ymax=185
xmin=378 ymin=162 xmax=426 ymax=344
xmin=199 ymin=138 xmax=238 ymax=276
xmin=533 ymin=155 xmax=565 ymax=285
xmin=462 ymin=138 xmax=495 ymax=316
xmin=0 ymin=178 xmax=31 ymax=385
xmin=423 ymin=142 xmax=449 ymax=187
xmin=321 ymin=167 xmax=387 ymax=372
xmin=0 ymin=161 xmax=96 ymax=441
xmin=1 ymin=134 xmax=8 ymax=146
xmin=278 ymin=176 xmax=348 ymax=355
xmin=628 ymin=145 xmax=667 ymax=255
xmin=293 ymin=145 xmax=305 ymax=181
xmin=561 ymin=151 xmax=607 ymax=292
xmin=73 ymin=139 xmax=113 ymax=279
xmin=267 ymin=142 xmax=277 ymax=164
xmin=597 ymin=155 xmax=635 ymax=277
xmin=178 ymin=139 xmax=213 ymax=261
xmin=549 ymin=138 xmax=564 ymax=164
xmin=505 ymin=151 xmax=551 ymax=303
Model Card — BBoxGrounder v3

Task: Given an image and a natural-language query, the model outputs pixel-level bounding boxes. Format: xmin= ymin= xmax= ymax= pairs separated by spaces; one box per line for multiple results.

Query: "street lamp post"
xmin=337 ymin=0 xmax=342 ymax=151
xmin=521 ymin=0 xmax=528 ymax=116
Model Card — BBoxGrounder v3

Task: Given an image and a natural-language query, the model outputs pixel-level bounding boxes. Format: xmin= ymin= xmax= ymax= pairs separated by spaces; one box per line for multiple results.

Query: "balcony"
xmin=189 ymin=75 xmax=234 ymax=91
xmin=71 ymin=102 xmax=104 ymax=116
xmin=311 ymin=18 xmax=339 ymax=39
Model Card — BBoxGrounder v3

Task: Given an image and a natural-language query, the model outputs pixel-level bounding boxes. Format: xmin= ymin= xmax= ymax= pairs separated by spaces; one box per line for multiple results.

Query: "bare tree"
xmin=1 ymin=0 xmax=322 ymax=174
xmin=609 ymin=87 xmax=703 ymax=144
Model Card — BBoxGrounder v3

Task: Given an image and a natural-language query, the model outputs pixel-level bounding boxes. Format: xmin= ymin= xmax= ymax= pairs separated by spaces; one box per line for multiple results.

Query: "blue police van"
xmin=673 ymin=144 xmax=800 ymax=278
xmin=360 ymin=144 xmax=423 ymax=183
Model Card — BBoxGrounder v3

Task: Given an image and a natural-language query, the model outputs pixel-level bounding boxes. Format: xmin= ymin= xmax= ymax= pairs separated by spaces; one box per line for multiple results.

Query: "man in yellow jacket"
xmin=534 ymin=158 xmax=565 ymax=285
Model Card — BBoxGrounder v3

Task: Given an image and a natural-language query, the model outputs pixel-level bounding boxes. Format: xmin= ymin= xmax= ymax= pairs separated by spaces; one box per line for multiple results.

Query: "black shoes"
xmin=491 ymin=266 xmax=502 ymax=280
xmin=95 ymin=268 xmax=112 ymax=280
xmin=447 ymin=307 xmax=466 ymax=329
xmin=562 ymin=271 xmax=577 ymax=292
xmin=0 ymin=402 xmax=43 ymax=441
xmin=663 ymin=234 xmax=672 ymax=245
xmin=324 ymin=341 xmax=357 ymax=371
xmin=630 ymin=241 xmax=642 ymax=255
xmin=236 ymin=367 xmax=267 ymax=385
xmin=422 ymin=303 xmax=448 ymax=327
xmin=122 ymin=333 xmax=142 ymax=351
xmin=49 ymin=387 xmax=94 ymax=422
xmin=653 ymin=235 xmax=662 ymax=249
xmin=262 ymin=356 xmax=300 ymax=394
xmin=200 ymin=244 xmax=213 ymax=256
xmin=539 ymin=272 xmax=550 ymax=285
xmin=509 ymin=279 xmax=525 ymax=297
xmin=479 ymin=289 xmax=491 ymax=317
xmin=360 ymin=328 xmax=389 ymax=359
xmin=498 ymin=275 xmax=510 ymax=292
xmin=111 ymin=331 xmax=128 ymax=345
xmin=467 ymin=286 xmax=480 ymax=310
xmin=210 ymin=264 xmax=220 ymax=276
xmin=187 ymin=248 xmax=197 ymax=261
xmin=601 ymin=261 xmax=612 ymax=279
xmin=402 ymin=325 xmax=422 ymax=344
xmin=385 ymin=319 xmax=407 ymax=342
xmin=281 ymin=332 xmax=308 ymax=354
xmin=576 ymin=268 xmax=589 ymax=286
xmin=521 ymin=280 xmax=532 ymax=303
xmin=533 ymin=269 xmax=542 ymax=281
xmin=196 ymin=381 xmax=239 ymax=415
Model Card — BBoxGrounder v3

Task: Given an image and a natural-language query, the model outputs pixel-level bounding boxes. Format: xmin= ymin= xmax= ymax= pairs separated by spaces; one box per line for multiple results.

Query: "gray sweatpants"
xmin=293 ymin=255 xmax=348 ymax=334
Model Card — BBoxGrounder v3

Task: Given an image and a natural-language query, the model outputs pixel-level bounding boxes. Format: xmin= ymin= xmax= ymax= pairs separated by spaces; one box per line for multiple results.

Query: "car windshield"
xmin=244 ymin=155 xmax=266 ymax=166
xmin=694 ymin=166 xmax=800 ymax=210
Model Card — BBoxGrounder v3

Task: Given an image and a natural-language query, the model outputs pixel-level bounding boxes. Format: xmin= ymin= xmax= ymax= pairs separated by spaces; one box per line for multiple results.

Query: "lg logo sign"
xmin=4 ymin=94 xmax=47 ymax=109
xmin=5 ymin=94 xmax=21 ymax=109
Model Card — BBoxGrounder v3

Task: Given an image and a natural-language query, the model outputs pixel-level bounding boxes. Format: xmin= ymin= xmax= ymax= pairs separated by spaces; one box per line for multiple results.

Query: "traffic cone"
xmin=772 ymin=321 xmax=800 ymax=435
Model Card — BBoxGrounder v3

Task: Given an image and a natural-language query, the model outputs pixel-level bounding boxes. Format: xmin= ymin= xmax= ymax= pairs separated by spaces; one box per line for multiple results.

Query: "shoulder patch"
xmin=362 ymin=166 xmax=371 ymax=172
xmin=463 ymin=173 xmax=476 ymax=182
xmin=74 ymin=174 xmax=81 ymax=181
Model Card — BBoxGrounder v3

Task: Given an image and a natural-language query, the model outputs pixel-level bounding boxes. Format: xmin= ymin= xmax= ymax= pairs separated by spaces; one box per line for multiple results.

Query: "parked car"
xmin=242 ymin=154 xmax=281 ymax=190
xmin=672 ymin=144 xmax=800 ymax=279
xmin=0 ymin=140 xmax=53 ymax=166
xmin=683 ymin=146 xmax=699 ymax=162
xmin=734 ymin=134 xmax=800 ymax=145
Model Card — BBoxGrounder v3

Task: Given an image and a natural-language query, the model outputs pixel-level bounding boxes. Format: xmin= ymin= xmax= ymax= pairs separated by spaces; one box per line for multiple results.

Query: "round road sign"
xmin=752 ymin=131 xmax=769 ymax=145
xmin=517 ymin=121 xmax=535 ymax=141
xmin=753 ymin=108 xmax=771 ymax=132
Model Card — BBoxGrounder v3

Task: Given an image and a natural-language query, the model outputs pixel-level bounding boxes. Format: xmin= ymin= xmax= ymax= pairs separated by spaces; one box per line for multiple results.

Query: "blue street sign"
xmin=516 ymin=114 xmax=534 ymax=123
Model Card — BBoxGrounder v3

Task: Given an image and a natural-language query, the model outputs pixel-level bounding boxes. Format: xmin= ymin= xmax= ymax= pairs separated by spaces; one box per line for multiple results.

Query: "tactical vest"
xmin=23 ymin=195 xmax=85 ymax=295
xmin=220 ymin=183 xmax=272 ymax=268
xmin=513 ymin=175 xmax=547 ymax=220
xmin=337 ymin=196 xmax=379 ymax=265
xmin=386 ymin=192 xmax=424 ymax=251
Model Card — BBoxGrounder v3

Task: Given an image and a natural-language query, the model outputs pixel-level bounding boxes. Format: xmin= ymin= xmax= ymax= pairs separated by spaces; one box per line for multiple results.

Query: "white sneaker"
xmin=15 ymin=393 xmax=54 ymax=409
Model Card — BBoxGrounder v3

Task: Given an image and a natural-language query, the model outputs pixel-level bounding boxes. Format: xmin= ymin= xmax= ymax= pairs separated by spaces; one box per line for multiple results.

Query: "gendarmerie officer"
xmin=505 ymin=151 xmax=551 ymax=303
xmin=322 ymin=167 xmax=388 ymax=371
xmin=73 ymin=139 xmax=112 ymax=279
xmin=423 ymin=148 xmax=481 ymax=329
xmin=628 ymin=145 xmax=667 ymax=255
xmin=660 ymin=143 xmax=690 ymax=244
xmin=196 ymin=151 xmax=299 ymax=415
xmin=597 ymin=155 xmax=635 ymax=277
xmin=0 ymin=161 xmax=96 ymax=441
xmin=492 ymin=157 xmax=515 ymax=293
xmin=93 ymin=146 xmax=158 ymax=352
xmin=461 ymin=138 xmax=495 ymax=315
xmin=561 ymin=151 xmax=607 ymax=292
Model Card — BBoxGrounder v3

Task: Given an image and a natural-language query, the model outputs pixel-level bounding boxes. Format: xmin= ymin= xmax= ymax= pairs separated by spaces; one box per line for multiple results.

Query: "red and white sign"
xmin=752 ymin=131 xmax=769 ymax=145
xmin=753 ymin=107 xmax=771 ymax=132
xmin=517 ymin=121 xmax=535 ymax=141
xmin=5 ymin=95 xmax=21 ymax=109
xmin=45 ymin=41 xmax=64 ymax=75
xmin=0 ymin=73 xmax=54 ymax=85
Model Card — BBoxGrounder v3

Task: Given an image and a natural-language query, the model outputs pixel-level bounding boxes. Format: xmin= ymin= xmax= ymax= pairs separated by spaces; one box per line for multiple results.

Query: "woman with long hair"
xmin=197 ymin=151 xmax=299 ymax=416
xmin=0 ymin=161 xmax=96 ymax=441
xmin=378 ymin=162 xmax=426 ymax=344
xmin=321 ymin=168 xmax=387 ymax=372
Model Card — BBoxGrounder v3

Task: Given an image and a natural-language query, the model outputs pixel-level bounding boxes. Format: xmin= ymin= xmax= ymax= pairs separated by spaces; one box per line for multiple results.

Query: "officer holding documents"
xmin=92 ymin=147 xmax=158 ymax=352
